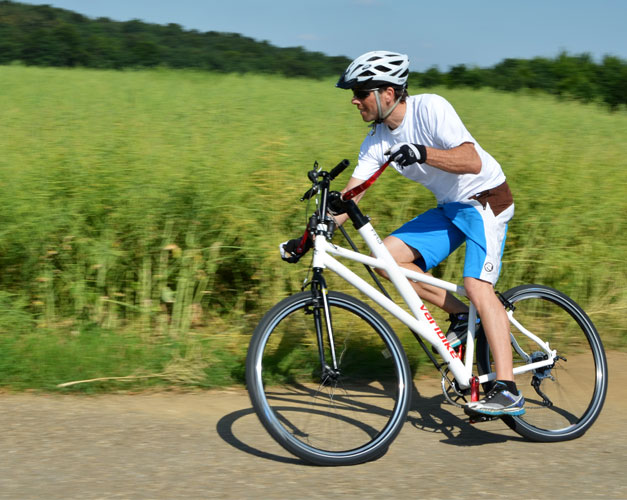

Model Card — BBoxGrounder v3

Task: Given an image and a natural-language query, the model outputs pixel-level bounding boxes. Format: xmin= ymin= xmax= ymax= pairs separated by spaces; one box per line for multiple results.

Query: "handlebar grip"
xmin=329 ymin=159 xmax=350 ymax=180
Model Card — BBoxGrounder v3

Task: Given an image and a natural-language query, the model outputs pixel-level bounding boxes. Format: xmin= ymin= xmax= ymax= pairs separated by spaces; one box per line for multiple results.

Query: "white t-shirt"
xmin=353 ymin=94 xmax=505 ymax=205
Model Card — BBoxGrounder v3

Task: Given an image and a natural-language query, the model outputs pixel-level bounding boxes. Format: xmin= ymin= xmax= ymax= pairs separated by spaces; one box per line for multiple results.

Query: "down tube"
xmin=321 ymin=253 xmax=471 ymax=388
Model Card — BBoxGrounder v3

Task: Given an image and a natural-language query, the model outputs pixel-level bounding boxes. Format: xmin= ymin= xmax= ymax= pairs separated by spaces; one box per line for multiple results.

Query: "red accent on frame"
xmin=471 ymin=376 xmax=480 ymax=402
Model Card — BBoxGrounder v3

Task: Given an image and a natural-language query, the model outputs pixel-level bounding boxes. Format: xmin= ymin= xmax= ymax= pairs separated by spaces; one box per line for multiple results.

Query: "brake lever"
xmin=301 ymin=185 xmax=319 ymax=201
xmin=301 ymin=161 xmax=322 ymax=201
xmin=301 ymin=160 xmax=349 ymax=202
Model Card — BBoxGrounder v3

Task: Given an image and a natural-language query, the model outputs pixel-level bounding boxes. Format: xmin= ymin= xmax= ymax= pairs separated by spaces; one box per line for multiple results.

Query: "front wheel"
xmin=477 ymin=284 xmax=608 ymax=442
xmin=246 ymin=291 xmax=412 ymax=466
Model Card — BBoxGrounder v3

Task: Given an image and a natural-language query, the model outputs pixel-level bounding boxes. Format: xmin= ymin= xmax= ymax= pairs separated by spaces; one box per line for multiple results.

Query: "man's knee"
xmin=371 ymin=236 xmax=421 ymax=279
xmin=383 ymin=235 xmax=421 ymax=265
xmin=463 ymin=277 xmax=495 ymax=303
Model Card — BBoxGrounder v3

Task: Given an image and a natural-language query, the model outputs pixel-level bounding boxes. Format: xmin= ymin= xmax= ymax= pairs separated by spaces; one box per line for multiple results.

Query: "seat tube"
xmin=464 ymin=304 xmax=478 ymax=373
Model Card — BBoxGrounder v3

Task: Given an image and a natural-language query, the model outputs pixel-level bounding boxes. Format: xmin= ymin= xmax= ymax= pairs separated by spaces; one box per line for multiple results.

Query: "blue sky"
xmin=18 ymin=0 xmax=627 ymax=71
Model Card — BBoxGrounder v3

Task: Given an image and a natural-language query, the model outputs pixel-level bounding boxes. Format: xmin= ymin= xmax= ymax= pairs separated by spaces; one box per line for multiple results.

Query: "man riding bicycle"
xmin=283 ymin=51 xmax=524 ymax=417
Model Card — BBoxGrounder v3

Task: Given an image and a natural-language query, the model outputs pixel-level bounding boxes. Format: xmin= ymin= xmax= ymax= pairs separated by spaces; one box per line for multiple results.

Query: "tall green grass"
xmin=0 ymin=65 xmax=625 ymax=390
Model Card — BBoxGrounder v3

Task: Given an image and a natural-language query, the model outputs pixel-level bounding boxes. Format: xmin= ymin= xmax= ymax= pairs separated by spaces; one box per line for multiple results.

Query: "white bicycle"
xmin=246 ymin=159 xmax=608 ymax=466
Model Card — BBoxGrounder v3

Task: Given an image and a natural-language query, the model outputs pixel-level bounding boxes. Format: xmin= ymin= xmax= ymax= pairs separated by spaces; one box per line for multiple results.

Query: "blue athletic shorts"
xmin=390 ymin=201 xmax=514 ymax=284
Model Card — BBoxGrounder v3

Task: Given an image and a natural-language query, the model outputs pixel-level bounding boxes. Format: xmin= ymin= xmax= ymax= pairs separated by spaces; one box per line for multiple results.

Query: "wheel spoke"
xmin=246 ymin=291 xmax=411 ymax=465
xmin=477 ymin=285 xmax=607 ymax=441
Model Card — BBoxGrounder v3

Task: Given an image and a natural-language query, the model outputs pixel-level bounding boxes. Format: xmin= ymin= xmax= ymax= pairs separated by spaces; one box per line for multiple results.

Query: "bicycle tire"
xmin=476 ymin=284 xmax=608 ymax=442
xmin=246 ymin=291 xmax=412 ymax=466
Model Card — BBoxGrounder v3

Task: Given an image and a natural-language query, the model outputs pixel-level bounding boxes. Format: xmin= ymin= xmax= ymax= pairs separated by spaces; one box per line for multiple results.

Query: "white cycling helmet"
xmin=336 ymin=51 xmax=410 ymax=89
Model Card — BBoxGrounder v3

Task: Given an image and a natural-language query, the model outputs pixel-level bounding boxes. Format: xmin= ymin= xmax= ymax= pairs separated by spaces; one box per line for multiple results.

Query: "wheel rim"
xmin=251 ymin=294 xmax=409 ymax=459
xmin=481 ymin=287 xmax=607 ymax=438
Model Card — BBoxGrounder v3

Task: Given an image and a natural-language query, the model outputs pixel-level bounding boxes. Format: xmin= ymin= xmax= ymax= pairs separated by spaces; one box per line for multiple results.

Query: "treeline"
xmin=0 ymin=1 xmax=350 ymax=77
xmin=1 ymin=0 xmax=626 ymax=109
xmin=416 ymin=54 xmax=627 ymax=110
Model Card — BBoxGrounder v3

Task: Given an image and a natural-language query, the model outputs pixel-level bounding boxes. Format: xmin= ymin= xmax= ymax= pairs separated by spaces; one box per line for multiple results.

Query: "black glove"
xmin=386 ymin=142 xmax=427 ymax=168
xmin=279 ymin=235 xmax=312 ymax=263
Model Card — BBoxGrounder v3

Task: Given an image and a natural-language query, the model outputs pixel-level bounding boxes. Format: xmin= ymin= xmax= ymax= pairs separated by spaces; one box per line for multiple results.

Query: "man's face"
xmin=351 ymin=88 xmax=379 ymax=122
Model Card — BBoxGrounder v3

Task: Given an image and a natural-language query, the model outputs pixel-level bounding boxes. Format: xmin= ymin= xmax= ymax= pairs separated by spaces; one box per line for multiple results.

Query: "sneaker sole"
xmin=465 ymin=405 xmax=526 ymax=417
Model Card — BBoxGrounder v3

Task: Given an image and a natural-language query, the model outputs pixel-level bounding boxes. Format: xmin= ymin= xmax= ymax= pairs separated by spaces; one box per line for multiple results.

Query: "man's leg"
xmin=379 ymin=235 xmax=467 ymax=314
xmin=463 ymin=277 xmax=513 ymax=380
xmin=463 ymin=277 xmax=525 ymax=415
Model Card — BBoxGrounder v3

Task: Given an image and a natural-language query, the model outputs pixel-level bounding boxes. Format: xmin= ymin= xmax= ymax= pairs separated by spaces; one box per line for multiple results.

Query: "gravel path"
xmin=1 ymin=352 xmax=625 ymax=499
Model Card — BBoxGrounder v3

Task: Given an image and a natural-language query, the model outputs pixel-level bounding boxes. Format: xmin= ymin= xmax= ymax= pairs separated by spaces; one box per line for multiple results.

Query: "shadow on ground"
xmin=216 ymin=381 xmax=521 ymax=465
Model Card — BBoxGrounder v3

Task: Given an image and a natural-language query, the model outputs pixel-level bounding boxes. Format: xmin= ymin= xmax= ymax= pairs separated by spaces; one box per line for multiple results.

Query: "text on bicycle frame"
xmin=421 ymin=304 xmax=459 ymax=359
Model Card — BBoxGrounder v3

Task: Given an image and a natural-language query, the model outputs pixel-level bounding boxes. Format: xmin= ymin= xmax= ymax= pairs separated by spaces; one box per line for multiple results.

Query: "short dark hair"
xmin=377 ymin=86 xmax=409 ymax=103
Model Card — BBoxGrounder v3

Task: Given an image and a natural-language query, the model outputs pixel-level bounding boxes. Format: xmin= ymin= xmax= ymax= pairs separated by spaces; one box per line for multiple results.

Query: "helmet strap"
xmin=370 ymin=89 xmax=404 ymax=135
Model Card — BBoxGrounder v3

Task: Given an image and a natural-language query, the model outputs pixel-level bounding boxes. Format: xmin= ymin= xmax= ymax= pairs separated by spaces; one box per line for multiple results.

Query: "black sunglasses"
xmin=352 ymin=88 xmax=378 ymax=99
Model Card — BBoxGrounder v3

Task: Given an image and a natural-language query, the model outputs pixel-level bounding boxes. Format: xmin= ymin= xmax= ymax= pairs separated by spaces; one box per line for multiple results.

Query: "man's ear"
xmin=381 ymin=86 xmax=396 ymax=104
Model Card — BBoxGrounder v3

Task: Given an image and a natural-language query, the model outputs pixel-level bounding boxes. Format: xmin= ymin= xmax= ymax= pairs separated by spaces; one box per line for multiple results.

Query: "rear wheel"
xmin=476 ymin=284 xmax=608 ymax=441
xmin=246 ymin=291 xmax=412 ymax=465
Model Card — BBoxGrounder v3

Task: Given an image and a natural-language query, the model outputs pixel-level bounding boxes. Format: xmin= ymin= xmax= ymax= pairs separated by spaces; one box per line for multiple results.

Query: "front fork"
xmin=309 ymin=268 xmax=340 ymax=380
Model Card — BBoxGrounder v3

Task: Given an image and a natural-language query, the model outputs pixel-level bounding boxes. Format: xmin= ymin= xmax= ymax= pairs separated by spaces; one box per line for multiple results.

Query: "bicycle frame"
xmin=311 ymin=216 xmax=558 ymax=390
xmin=250 ymin=160 xmax=606 ymax=464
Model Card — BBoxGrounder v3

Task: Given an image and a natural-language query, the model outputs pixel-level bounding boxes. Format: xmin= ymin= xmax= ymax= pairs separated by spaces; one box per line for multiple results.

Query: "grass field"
xmin=0 ymin=65 xmax=625 ymax=391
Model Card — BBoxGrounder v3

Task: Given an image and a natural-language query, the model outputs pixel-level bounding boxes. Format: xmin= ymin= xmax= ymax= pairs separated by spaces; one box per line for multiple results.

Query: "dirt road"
xmin=1 ymin=352 xmax=626 ymax=499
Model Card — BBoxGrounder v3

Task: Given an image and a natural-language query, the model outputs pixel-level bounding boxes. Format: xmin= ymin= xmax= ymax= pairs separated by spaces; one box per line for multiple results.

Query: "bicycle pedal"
xmin=464 ymin=406 xmax=500 ymax=424
xmin=468 ymin=414 xmax=500 ymax=424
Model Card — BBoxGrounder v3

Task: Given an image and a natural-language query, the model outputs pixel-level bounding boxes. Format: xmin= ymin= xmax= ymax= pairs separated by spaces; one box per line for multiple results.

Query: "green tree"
xmin=419 ymin=66 xmax=443 ymax=88
xmin=554 ymin=52 xmax=598 ymax=102
xmin=51 ymin=22 xmax=85 ymax=66
xmin=598 ymin=55 xmax=627 ymax=110
xmin=446 ymin=64 xmax=484 ymax=89
xmin=0 ymin=25 xmax=21 ymax=63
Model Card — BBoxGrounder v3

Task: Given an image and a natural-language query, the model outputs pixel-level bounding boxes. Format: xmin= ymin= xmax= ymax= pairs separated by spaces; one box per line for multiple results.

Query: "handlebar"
xmin=301 ymin=159 xmax=351 ymax=201
xmin=300 ymin=157 xmax=391 ymax=212
xmin=329 ymin=159 xmax=350 ymax=180
xmin=284 ymin=158 xmax=388 ymax=264
xmin=290 ymin=157 xmax=387 ymax=253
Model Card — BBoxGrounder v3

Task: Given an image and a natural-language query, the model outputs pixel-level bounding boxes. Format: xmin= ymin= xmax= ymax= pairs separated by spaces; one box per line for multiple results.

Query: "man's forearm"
xmin=424 ymin=142 xmax=482 ymax=175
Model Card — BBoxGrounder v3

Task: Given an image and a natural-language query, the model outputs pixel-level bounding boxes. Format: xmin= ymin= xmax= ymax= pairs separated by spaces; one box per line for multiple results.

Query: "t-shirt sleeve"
xmin=424 ymin=95 xmax=475 ymax=150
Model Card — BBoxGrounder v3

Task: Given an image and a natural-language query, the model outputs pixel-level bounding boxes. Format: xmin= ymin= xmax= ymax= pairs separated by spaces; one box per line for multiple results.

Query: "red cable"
xmin=295 ymin=228 xmax=310 ymax=254
xmin=341 ymin=160 xmax=390 ymax=201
